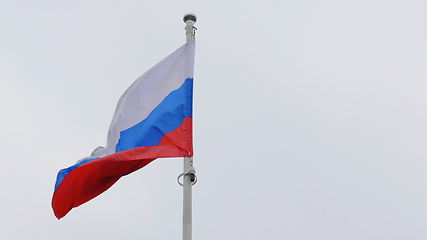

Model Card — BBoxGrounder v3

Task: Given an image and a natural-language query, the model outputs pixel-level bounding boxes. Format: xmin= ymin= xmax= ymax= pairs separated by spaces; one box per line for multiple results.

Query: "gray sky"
xmin=1 ymin=0 xmax=427 ymax=239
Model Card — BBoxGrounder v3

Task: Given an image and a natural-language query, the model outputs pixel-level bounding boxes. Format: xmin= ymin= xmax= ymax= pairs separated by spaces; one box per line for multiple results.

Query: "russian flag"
xmin=52 ymin=41 xmax=195 ymax=219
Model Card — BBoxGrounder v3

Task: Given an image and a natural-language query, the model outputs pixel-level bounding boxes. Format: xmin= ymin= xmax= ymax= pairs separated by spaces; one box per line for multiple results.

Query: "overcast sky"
xmin=1 ymin=0 xmax=427 ymax=239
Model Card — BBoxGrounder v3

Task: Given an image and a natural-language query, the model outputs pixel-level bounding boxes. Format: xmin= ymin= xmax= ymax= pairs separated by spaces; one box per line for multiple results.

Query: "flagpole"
xmin=183 ymin=13 xmax=197 ymax=240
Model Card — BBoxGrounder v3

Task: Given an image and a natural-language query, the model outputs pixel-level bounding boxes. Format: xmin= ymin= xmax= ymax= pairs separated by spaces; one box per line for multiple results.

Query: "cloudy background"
xmin=1 ymin=0 xmax=426 ymax=239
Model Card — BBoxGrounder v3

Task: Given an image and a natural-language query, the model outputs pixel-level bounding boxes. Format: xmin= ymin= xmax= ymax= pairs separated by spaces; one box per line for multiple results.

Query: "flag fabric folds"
xmin=52 ymin=41 xmax=195 ymax=219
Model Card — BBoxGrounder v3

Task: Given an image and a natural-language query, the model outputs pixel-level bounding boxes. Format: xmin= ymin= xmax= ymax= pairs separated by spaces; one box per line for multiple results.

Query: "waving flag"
xmin=52 ymin=40 xmax=195 ymax=219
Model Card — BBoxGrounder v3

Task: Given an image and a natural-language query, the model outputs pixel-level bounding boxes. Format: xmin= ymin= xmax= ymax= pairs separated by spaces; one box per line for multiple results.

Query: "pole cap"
xmin=183 ymin=13 xmax=197 ymax=23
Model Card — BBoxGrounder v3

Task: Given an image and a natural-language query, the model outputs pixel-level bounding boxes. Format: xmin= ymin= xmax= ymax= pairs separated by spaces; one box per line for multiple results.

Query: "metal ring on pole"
xmin=177 ymin=171 xmax=197 ymax=186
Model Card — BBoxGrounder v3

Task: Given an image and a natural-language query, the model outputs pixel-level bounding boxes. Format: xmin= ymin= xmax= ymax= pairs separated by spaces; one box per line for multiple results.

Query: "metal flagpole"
xmin=182 ymin=13 xmax=197 ymax=240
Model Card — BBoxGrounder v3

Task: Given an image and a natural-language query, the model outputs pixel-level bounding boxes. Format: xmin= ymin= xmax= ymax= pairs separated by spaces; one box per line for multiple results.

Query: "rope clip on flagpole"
xmin=177 ymin=166 xmax=197 ymax=186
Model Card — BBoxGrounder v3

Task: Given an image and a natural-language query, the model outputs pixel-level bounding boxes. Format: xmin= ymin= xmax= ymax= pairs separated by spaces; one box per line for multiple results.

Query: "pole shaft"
xmin=183 ymin=15 xmax=196 ymax=240
xmin=183 ymin=157 xmax=193 ymax=240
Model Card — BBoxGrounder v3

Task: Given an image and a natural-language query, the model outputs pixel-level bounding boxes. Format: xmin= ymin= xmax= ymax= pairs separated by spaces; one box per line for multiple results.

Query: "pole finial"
xmin=183 ymin=13 xmax=197 ymax=23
